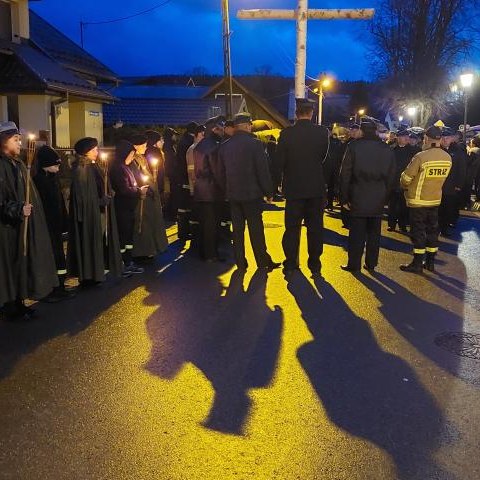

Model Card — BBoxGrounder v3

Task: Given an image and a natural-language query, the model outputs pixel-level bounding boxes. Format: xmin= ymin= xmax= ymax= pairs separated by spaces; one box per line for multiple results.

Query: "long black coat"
xmin=110 ymin=162 xmax=139 ymax=248
xmin=0 ymin=153 xmax=57 ymax=305
xmin=218 ymin=131 xmax=273 ymax=201
xmin=443 ymin=143 xmax=467 ymax=195
xmin=129 ymin=155 xmax=168 ymax=257
xmin=67 ymin=157 xmax=123 ymax=282
xmin=340 ymin=138 xmax=396 ymax=217
xmin=175 ymin=132 xmax=194 ymax=186
xmin=193 ymin=133 xmax=224 ymax=202
xmin=392 ymin=144 xmax=420 ymax=191
xmin=33 ymin=170 xmax=68 ymax=272
xmin=274 ymin=119 xmax=330 ymax=200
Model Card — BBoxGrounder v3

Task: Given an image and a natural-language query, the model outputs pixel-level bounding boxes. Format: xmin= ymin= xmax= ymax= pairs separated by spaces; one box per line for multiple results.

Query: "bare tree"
xmin=369 ymin=0 xmax=478 ymax=126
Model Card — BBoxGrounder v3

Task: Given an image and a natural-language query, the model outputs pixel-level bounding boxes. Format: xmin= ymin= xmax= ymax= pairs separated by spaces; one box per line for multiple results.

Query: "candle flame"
xmin=151 ymin=157 xmax=159 ymax=167
xmin=28 ymin=133 xmax=36 ymax=141
xmin=141 ymin=174 xmax=150 ymax=183
xmin=100 ymin=152 xmax=108 ymax=161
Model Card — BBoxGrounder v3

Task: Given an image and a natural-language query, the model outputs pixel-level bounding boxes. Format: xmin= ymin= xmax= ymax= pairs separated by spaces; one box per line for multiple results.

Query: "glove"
xmin=99 ymin=195 xmax=112 ymax=207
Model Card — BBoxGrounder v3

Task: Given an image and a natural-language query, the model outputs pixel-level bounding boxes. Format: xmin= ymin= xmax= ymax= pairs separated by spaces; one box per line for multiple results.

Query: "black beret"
xmin=233 ymin=113 xmax=253 ymax=126
xmin=295 ymin=98 xmax=316 ymax=108
xmin=74 ymin=137 xmax=98 ymax=155
xmin=36 ymin=145 xmax=61 ymax=169
xmin=131 ymin=134 xmax=148 ymax=146
xmin=145 ymin=130 xmax=162 ymax=146
xmin=205 ymin=116 xmax=226 ymax=128
xmin=186 ymin=122 xmax=199 ymax=134
xmin=425 ymin=126 xmax=442 ymax=140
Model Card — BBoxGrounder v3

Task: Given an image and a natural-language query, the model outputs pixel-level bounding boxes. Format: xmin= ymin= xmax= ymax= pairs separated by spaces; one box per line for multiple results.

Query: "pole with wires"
xmin=221 ymin=0 xmax=233 ymax=118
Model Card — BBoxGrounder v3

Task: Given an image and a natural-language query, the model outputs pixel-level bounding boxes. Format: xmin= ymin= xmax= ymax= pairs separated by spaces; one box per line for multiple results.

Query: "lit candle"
xmin=23 ymin=134 xmax=36 ymax=256
xmin=150 ymin=157 xmax=159 ymax=184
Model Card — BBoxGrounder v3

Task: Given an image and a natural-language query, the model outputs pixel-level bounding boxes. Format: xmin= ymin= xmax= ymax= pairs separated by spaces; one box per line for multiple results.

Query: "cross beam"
xmin=237 ymin=2 xmax=374 ymax=99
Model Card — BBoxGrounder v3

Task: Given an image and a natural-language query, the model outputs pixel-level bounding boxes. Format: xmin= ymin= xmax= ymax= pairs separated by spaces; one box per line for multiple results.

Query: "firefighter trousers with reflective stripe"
xmin=409 ymin=207 xmax=439 ymax=254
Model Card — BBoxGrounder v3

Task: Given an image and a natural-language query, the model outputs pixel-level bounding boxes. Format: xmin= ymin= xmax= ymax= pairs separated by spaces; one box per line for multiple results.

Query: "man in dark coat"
xmin=175 ymin=122 xmax=198 ymax=240
xmin=162 ymin=127 xmax=179 ymax=221
xmin=193 ymin=116 xmax=226 ymax=261
xmin=33 ymin=145 xmax=76 ymax=301
xmin=274 ymin=98 xmax=330 ymax=278
xmin=67 ymin=137 xmax=123 ymax=285
xmin=218 ymin=114 xmax=280 ymax=271
xmin=387 ymin=129 xmax=420 ymax=232
xmin=340 ymin=121 xmax=396 ymax=272
xmin=439 ymin=127 xmax=467 ymax=236
xmin=0 ymin=122 xmax=58 ymax=321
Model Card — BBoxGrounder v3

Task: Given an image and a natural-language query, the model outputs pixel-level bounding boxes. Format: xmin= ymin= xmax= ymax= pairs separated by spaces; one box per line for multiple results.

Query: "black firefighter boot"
xmin=424 ymin=252 xmax=436 ymax=272
xmin=400 ymin=253 xmax=424 ymax=273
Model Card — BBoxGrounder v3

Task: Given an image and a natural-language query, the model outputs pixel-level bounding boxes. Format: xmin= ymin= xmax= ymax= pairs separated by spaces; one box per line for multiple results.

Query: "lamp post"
xmin=221 ymin=0 xmax=234 ymax=118
xmin=460 ymin=73 xmax=474 ymax=142
xmin=313 ymin=76 xmax=332 ymax=125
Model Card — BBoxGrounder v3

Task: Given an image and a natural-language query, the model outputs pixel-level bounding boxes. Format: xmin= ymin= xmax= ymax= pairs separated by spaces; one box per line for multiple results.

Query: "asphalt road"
xmin=1 ymin=205 xmax=479 ymax=480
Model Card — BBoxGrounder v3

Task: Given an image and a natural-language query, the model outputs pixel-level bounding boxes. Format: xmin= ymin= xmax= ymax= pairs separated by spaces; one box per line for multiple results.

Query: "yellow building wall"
xmin=53 ymin=100 xmax=70 ymax=148
xmin=18 ymin=94 xmax=50 ymax=140
xmin=69 ymin=101 xmax=103 ymax=146
xmin=0 ymin=96 xmax=7 ymax=122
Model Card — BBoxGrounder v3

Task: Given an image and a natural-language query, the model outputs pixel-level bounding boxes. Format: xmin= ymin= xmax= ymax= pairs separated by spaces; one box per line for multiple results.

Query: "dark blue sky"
xmin=31 ymin=0 xmax=379 ymax=80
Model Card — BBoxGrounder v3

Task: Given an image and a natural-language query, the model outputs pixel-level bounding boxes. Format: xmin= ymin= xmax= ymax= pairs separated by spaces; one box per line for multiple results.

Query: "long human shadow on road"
xmin=288 ymin=273 xmax=451 ymax=480
xmin=0 ymin=247 xmax=177 ymax=380
xmin=356 ymin=271 xmax=477 ymax=386
xmin=144 ymin=262 xmax=283 ymax=435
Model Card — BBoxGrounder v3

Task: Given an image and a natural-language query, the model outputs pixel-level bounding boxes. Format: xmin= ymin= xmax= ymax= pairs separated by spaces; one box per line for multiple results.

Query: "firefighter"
xmin=399 ymin=126 xmax=452 ymax=273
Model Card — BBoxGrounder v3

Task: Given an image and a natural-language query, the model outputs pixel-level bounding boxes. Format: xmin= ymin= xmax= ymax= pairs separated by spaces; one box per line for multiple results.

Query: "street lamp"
xmin=460 ymin=72 xmax=474 ymax=142
xmin=354 ymin=108 xmax=366 ymax=124
xmin=407 ymin=106 xmax=417 ymax=126
xmin=313 ymin=76 xmax=332 ymax=125
xmin=398 ymin=115 xmax=404 ymax=122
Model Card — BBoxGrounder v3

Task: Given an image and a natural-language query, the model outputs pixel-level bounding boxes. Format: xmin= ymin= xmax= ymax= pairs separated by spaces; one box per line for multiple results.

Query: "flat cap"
xmin=130 ymin=134 xmax=148 ymax=146
xmin=205 ymin=115 xmax=226 ymax=128
xmin=295 ymin=98 xmax=316 ymax=109
xmin=441 ymin=126 xmax=456 ymax=137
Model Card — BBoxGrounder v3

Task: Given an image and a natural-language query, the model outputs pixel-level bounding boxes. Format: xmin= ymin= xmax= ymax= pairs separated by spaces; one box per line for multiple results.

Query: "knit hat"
xmin=131 ymin=134 xmax=148 ymax=146
xmin=36 ymin=145 xmax=61 ymax=169
xmin=74 ymin=137 xmax=98 ymax=155
xmin=186 ymin=122 xmax=199 ymax=134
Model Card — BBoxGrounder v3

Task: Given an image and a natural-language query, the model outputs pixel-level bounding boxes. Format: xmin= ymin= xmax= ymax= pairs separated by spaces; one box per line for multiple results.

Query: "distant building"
xmin=0 ymin=0 xmax=118 ymax=147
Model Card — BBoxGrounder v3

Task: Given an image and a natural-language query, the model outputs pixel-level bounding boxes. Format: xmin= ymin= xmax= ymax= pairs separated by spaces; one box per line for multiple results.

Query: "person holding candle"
xmin=130 ymin=134 xmax=168 ymax=259
xmin=145 ymin=130 xmax=166 ymax=198
xmin=67 ymin=137 xmax=123 ymax=286
xmin=0 ymin=122 xmax=57 ymax=321
xmin=110 ymin=139 xmax=147 ymax=275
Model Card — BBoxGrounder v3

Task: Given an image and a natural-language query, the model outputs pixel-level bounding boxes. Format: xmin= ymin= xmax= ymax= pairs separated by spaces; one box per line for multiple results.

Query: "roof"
xmin=29 ymin=10 xmax=118 ymax=82
xmin=205 ymin=78 xmax=290 ymax=128
xmin=103 ymin=97 xmax=245 ymax=126
xmin=0 ymin=39 xmax=114 ymax=102
xmin=110 ymin=85 xmax=210 ymax=99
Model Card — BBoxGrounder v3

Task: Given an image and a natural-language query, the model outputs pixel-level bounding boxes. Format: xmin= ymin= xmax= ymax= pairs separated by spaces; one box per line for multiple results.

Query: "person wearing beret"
xmin=33 ymin=145 xmax=76 ymax=301
xmin=387 ymin=129 xmax=420 ymax=233
xmin=145 ymin=130 xmax=166 ymax=196
xmin=273 ymin=99 xmax=330 ymax=278
xmin=129 ymin=135 xmax=168 ymax=259
xmin=67 ymin=137 xmax=123 ymax=285
xmin=175 ymin=122 xmax=198 ymax=240
xmin=0 ymin=122 xmax=58 ymax=321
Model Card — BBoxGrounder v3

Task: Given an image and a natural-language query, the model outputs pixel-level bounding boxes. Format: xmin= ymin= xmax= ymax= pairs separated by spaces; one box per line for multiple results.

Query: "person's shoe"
xmin=15 ymin=301 xmax=36 ymax=317
xmin=259 ymin=262 xmax=281 ymax=272
xmin=341 ymin=264 xmax=360 ymax=272
xmin=423 ymin=253 xmax=436 ymax=272
xmin=283 ymin=267 xmax=299 ymax=278
xmin=400 ymin=254 xmax=424 ymax=273
xmin=387 ymin=226 xmax=395 ymax=232
xmin=126 ymin=262 xmax=145 ymax=274
xmin=440 ymin=229 xmax=450 ymax=238
xmin=310 ymin=270 xmax=323 ymax=279
xmin=363 ymin=264 xmax=376 ymax=272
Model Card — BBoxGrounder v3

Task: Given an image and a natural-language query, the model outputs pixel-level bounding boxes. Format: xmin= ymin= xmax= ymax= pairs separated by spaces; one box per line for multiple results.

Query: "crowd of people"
xmin=1 ymin=98 xmax=479 ymax=322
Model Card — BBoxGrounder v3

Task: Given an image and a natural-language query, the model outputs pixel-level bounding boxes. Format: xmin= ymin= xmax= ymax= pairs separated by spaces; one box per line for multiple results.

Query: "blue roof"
xmin=104 ymin=97 xmax=244 ymax=126
xmin=110 ymin=85 xmax=210 ymax=99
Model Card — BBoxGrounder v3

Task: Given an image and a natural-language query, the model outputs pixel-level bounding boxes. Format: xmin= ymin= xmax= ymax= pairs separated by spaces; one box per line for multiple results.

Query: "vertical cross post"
xmin=295 ymin=0 xmax=308 ymax=99
xmin=221 ymin=0 xmax=234 ymax=118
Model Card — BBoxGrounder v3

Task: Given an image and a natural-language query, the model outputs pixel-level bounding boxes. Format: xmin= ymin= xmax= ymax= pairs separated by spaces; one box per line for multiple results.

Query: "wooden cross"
xmin=238 ymin=1 xmax=374 ymax=98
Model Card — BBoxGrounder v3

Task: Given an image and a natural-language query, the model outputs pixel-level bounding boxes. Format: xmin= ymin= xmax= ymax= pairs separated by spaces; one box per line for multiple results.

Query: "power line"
xmin=83 ymin=0 xmax=174 ymax=26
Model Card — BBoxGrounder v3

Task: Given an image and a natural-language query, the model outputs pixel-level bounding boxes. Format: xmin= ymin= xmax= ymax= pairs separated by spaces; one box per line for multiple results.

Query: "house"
xmin=0 ymin=0 xmax=119 ymax=147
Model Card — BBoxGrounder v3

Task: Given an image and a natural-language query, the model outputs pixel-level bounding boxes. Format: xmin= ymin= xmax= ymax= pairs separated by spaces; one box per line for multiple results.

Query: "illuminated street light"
xmin=398 ymin=115 xmax=404 ymax=122
xmin=315 ymin=75 xmax=333 ymax=125
xmin=460 ymin=73 xmax=474 ymax=141
xmin=407 ymin=106 xmax=417 ymax=117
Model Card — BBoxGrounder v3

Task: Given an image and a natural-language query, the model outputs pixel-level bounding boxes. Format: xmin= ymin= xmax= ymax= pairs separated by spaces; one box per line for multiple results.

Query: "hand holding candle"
xmin=150 ymin=157 xmax=159 ymax=185
xmin=138 ymin=174 xmax=150 ymax=234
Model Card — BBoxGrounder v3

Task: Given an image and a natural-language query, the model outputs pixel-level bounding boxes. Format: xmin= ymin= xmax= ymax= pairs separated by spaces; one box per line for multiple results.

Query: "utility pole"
xmin=221 ymin=0 xmax=233 ymax=118
xmin=80 ymin=21 xmax=84 ymax=48
xmin=237 ymin=3 xmax=374 ymax=99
